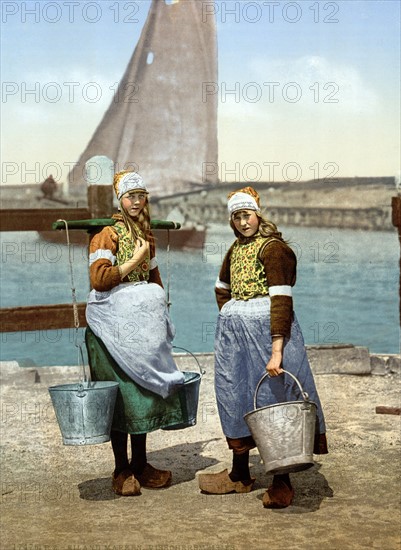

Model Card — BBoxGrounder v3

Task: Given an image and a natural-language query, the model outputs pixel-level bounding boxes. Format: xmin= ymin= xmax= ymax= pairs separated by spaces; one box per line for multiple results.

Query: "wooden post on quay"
xmin=86 ymin=155 xmax=114 ymax=218
xmin=392 ymin=195 xmax=401 ymax=325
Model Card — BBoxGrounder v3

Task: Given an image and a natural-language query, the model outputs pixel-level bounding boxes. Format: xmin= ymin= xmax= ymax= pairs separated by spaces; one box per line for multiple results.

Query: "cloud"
xmin=3 ymin=66 xmax=123 ymax=115
xmin=249 ymin=55 xmax=379 ymax=114
xmin=2 ymin=66 xmax=123 ymax=143
xmin=217 ymin=55 xmax=380 ymax=124
xmin=1 ymin=66 xmax=122 ymax=185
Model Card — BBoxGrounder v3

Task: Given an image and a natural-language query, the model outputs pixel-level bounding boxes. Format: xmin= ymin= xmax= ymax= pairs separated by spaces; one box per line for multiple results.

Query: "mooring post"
xmin=391 ymin=195 xmax=401 ymax=325
xmin=86 ymin=155 xmax=114 ymax=218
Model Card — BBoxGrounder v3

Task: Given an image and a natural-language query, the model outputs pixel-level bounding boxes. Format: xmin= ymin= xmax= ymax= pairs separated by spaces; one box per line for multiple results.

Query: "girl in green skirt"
xmin=86 ymin=170 xmax=185 ymax=496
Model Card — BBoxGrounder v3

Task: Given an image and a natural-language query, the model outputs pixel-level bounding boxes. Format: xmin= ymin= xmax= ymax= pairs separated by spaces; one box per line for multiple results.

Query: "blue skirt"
xmin=214 ymin=297 xmax=326 ymax=439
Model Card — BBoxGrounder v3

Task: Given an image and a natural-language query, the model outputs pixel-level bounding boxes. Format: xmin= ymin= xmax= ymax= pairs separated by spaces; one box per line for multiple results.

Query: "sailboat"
xmin=68 ymin=0 xmax=219 ymax=248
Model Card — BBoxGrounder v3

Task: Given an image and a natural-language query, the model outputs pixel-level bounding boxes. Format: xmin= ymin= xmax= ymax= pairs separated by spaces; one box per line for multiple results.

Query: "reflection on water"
xmin=0 ymin=225 xmax=399 ymax=366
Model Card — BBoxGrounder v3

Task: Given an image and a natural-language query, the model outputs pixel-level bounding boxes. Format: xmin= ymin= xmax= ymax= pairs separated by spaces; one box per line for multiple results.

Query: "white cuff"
xmin=89 ymin=249 xmax=116 ymax=266
xmin=269 ymin=285 xmax=292 ymax=297
xmin=215 ymin=278 xmax=230 ymax=290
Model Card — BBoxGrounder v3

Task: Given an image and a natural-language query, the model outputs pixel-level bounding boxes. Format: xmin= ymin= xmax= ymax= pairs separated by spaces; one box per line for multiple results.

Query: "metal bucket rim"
xmin=244 ymin=399 xmax=317 ymax=420
xmin=48 ymin=381 xmax=119 ymax=392
xmin=183 ymin=371 xmax=201 ymax=385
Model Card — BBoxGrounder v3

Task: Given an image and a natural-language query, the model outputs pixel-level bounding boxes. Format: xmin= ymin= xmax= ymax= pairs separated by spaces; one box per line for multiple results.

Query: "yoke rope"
xmin=57 ymin=219 xmax=87 ymax=383
xmin=166 ymin=229 xmax=171 ymax=309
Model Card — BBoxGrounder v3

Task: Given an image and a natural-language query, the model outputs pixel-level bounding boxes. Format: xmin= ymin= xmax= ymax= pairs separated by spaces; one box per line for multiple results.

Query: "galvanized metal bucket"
xmin=244 ymin=370 xmax=317 ymax=474
xmin=48 ymin=380 xmax=119 ymax=446
xmin=162 ymin=347 xmax=204 ymax=431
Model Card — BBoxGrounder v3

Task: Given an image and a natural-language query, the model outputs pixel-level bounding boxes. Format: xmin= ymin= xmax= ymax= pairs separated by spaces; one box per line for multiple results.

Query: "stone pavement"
xmin=1 ymin=351 xmax=400 ymax=550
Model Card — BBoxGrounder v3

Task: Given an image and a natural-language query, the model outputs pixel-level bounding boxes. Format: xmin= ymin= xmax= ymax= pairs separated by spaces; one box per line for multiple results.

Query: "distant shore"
xmin=152 ymin=177 xmax=397 ymax=231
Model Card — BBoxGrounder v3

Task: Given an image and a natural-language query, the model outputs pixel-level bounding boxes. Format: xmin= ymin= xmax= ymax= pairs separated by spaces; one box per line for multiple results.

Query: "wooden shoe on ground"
xmin=262 ymin=479 xmax=294 ymax=508
xmin=112 ymin=469 xmax=141 ymax=496
xmin=198 ymin=469 xmax=255 ymax=494
xmin=135 ymin=463 xmax=172 ymax=489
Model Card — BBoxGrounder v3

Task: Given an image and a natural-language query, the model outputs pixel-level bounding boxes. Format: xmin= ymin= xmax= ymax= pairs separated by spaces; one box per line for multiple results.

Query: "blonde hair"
xmin=230 ymin=210 xmax=284 ymax=242
xmin=119 ymin=196 xmax=153 ymax=246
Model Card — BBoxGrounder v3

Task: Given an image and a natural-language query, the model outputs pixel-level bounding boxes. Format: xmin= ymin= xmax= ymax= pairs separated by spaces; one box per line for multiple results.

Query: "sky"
xmin=1 ymin=0 xmax=400 ymax=188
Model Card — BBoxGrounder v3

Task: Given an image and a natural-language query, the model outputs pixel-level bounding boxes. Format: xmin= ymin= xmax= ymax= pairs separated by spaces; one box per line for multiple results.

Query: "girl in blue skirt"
xmin=198 ymin=186 xmax=328 ymax=508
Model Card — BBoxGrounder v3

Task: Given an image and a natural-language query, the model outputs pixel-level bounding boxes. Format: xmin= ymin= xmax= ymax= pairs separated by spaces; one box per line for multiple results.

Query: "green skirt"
xmin=85 ymin=327 xmax=189 ymax=434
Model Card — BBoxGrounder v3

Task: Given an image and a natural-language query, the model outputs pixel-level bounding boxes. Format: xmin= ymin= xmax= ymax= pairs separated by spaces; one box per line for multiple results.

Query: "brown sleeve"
xmin=215 ymin=244 xmax=234 ymax=310
xmin=261 ymin=240 xmax=297 ymax=338
xmin=148 ymin=234 xmax=164 ymax=288
xmin=89 ymin=227 xmax=121 ymax=291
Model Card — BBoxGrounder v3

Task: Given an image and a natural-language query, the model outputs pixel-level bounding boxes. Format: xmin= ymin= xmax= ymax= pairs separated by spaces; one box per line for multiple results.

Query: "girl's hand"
xmin=266 ymin=335 xmax=285 ymax=376
xmin=266 ymin=352 xmax=284 ymax=377
xmin=118 ymin=238 xmax=150 ymax=279
xmin=132 ymin=237 xmax=149 ymax=263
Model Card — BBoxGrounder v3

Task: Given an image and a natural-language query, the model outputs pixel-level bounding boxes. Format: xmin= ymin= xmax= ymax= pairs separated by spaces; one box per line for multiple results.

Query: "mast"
xmin=68 ymin=0 xmax=218 ymax=199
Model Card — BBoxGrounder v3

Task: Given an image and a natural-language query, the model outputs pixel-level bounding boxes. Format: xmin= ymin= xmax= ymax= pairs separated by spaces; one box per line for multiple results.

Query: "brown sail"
xmin=68 ymin=0 xmax=218 ymax=199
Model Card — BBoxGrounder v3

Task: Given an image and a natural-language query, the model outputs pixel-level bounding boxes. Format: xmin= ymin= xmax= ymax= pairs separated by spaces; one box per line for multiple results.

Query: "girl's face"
xmin=232 ymin=209 xmax=259 ymax=237
xmin=121 ymin=191 xmax=147 ymax=218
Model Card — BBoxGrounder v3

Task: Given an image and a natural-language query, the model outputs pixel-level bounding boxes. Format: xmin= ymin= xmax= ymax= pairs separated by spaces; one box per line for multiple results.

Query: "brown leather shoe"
xmin=112 ymin=469 xmax=141 ymax=496
xmin=198 ymin=469 xmax=255 ymax=494
xmin=135 ymin=463 xmax=172 ymax=489
xmin=262 ymin=479 xmax=294 ymax=508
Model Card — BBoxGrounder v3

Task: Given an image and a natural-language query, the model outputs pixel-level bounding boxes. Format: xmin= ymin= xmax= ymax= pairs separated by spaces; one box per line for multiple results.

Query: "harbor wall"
xmin=152 ymin=200 xmax=393 ymax=232
xmin=151 ymin=177 xmax=396 ymax=231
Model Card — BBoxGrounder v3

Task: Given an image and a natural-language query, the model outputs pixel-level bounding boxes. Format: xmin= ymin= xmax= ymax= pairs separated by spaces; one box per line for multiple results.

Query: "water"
xmin=0 ymin=225 xmax=399 ymax=366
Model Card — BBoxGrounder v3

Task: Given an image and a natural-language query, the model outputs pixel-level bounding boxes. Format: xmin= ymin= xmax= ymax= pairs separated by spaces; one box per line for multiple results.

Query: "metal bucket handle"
xmin=173 ymin=346 xmax=206 ymax=377
xmin=254 ymin=370 xmax=310 ymax=410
